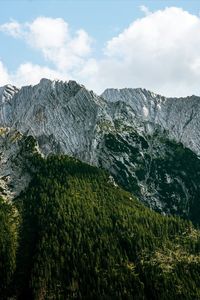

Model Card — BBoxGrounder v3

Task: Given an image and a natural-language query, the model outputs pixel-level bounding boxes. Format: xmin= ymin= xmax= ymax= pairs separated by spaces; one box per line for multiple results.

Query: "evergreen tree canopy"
xmin=0 ymin=154 xmax=200 ymax=299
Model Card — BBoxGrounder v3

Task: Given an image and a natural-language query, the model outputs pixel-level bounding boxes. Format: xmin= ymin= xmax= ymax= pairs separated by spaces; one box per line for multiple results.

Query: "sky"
xmin=1 ymin=0 xmax=200 ymax=96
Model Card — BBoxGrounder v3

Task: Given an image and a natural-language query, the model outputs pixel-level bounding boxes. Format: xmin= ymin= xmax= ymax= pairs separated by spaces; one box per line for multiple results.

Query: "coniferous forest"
xmin=0 ymin=152 xmax=200 ymax=299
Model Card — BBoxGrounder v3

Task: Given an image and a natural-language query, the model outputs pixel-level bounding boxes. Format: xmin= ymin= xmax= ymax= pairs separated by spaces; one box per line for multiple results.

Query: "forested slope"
xmin=1 ymin=153 xmax=200 ymax=299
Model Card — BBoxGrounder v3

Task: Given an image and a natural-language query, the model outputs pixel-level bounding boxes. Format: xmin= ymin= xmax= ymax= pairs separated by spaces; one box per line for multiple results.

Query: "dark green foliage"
xmin=0 ymin=197 xmax=18 ymax=299
xmin=1 ymin=153 xmax=200 ymax=299
xmin=1 ymin=154 xmax=196 ymax=299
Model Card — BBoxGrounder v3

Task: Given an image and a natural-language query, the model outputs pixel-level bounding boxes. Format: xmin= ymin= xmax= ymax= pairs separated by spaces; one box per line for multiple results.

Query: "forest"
xmin=0 ymin=153 xmax=200 ymax=299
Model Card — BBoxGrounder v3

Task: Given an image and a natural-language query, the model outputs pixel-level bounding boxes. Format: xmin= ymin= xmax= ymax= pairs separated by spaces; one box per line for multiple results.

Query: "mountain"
xmin=1 ymin=79 xmax=200 ymax=299
xmin=1 ymin=147 xmax=200 ymax=299
xmin=0 ymin=79 xmax=200 ymax=223
xmin=102 ymin=87 xmax=200 ymax=155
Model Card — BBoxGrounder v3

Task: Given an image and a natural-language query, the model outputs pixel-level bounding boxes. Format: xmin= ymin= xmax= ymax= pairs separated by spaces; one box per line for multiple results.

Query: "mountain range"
xmin=1 ymin=79 xmax=200 ymax=299
xmin=1 ymin=78 xmax=200 ymax=223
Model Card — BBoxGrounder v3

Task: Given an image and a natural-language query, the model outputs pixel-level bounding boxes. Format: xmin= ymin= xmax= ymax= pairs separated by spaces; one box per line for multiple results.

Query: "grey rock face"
xmin=102 ymin=88 xmax=200 ymax=155
xmin=1 ymin=79 xmax=200 ymax=223
xmin=1 ymin=79 xmax=200 ymax=158
xmin=0 ymin=84 xmax=19 ymax=125
xmin=0 ymin=128 xmax=35 ymax=199
xmin=0 ymin=79 xmax=109 ymax=163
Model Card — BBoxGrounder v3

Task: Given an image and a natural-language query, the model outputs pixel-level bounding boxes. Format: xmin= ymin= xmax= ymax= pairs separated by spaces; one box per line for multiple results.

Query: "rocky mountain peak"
xmin=0 ymin=84 xmax=19 ymax=103
xmin=1 ymin=78 xmax=200 ymax=223
xmin=102 ymin=87 xmax=200 ymax=155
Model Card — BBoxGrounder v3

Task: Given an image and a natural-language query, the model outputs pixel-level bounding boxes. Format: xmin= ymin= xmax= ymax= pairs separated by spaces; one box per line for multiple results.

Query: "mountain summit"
xmin=1 ymin=79 xmax=200 ymax=223
xmin=1 ymin=79 xmax=200 ymax=155
xmin=1 ymin=79 xmax=200 ymax=299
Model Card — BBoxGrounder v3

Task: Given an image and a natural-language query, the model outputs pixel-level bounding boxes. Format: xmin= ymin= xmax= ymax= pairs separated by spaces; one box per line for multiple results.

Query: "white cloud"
xmin=27 ymin=17 xmax=93 ymax=71
xmin=139 ymin=5 xmax=151 ymax=16
xmin=90 ymin=7 xmax=200 ymax=96
xmin=10 ymin=63 xmax=68 ymax=86
xmin=0 ymin=17 xmax=93 ymax=73
xmin=40 ymin=28 xmax=92 ymax=71
xmin=27 ymin=17 xmax=68 ymax=49
xmin=27 ymin=18 xmax=93 ymax=72
xmin=0 ymin=61 xmax=10 ymax=85
xmin=0 ymin=60 xmax=69 ymax=87
xmin=0 ymin=20 xmax=23 ymax=38
xmin=2 ymin=8 xmax=200 ymax=97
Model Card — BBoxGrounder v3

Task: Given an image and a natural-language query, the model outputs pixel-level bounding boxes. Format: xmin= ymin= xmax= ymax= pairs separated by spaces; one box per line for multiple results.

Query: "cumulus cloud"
xmin=0 ymin=17 xmax=93 ymax=74
xmin=27 ymin=17 xmax=68 ymax=49
xmin=10 ymin=63 xmax=68 ymax=86
xmin=0 ymin=20 xmax=23 ymax=38
xmin=0 ymin=61 xmax=10 ymax=85
xmin=0 ymin=16 xmax=93 ymax=87
xmin=88 ymin=7 xmax=200 ymax=96
xmin=2 ymin=8 xmax=200 ymax=97
xmin=139 ymin=5 xmax=151 ymax=16
xmin=0 ymin=60 xmax=68 ymax=87
xmin=40 ymin=28 xmax=92 ymax=71
xmin=25 ymin=17 xmax=92 ymax=70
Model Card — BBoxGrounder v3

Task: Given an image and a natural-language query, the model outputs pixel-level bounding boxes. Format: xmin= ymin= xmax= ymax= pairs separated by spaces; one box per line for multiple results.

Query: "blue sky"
xmin=1 ymin=0 xmax=200 ymax=96
xmin=1 ymin=0 xmax=200 ymax=69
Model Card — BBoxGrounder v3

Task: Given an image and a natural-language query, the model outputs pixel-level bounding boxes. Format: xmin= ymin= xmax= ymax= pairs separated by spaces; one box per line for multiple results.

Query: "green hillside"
xmin=1 ymin=153 xmax=200 ymax=299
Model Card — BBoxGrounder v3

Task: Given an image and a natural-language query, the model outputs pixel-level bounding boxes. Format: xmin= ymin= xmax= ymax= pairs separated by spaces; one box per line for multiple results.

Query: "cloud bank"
xmin=1 ymin=7 xmax=200 ymax=97
xmin=0 ymin=17 xmax=93 ymax=86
